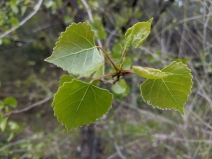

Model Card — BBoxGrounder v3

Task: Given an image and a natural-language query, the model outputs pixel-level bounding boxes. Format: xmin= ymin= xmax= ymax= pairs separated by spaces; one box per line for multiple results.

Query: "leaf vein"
xmin=55 ymin=85 xmax=88 ymax=105
xmin=69 ymin=86 xmax=90 ymax=128
xmin=69 ymin=30 xmax=94 ymax=46
xmin=56 ymin=47 xmax=96 ymax=59
xmin=58 ymin=100 xmax=81 ymax=115
xmin=90 ymin=86 xmax=98 ymax=118
xmin=162 ymin=79 xmax=180 ymax=107
xmin=61 ymin=40 xmax=83 ymax=50
xmin=156 ymin=81 xmax=163 ymax=104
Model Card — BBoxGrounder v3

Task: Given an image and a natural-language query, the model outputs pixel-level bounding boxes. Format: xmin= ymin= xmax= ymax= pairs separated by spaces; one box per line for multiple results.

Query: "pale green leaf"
xmin=140 ymin=62 xmax=193 ymax=114
xmin=112 ymin=43 xmax=123 ymax=58
xmin=8 ymin=121 xmax=19 ymax=130
xmin=3 ymin=39 xmax=11 ymax=45
xmin=91 ymin=22 xmax=107 ymax=39
xmin=0 ymin=117 xmax=7 ymax=132
xmin=59 ymin=75 xmax=73 ymax=86
xmin=4 ymin=97 xmax=18 ymax=108
xmin=53 ymin=79 xmax=113 ymax=131
xmin=10 ymin=0 xmax=18 ymax=5
xmin=9 ymin=17 xmax=19 ymax=26
xmin=63 ymin=16 xmax=73 ymax=24
xmin=123 ymin=57 xmax=132 ymax=70
xmin=21 ymin=6 xmax=27 ymax=16
xmin=124 ymin=18 xmax=153 ymax=50
xmin=124 ymin=33 xmax=133 ymax=51
xmin=44 ymin=0 xmax=54 ymax=8
xmin=11 ymin=5 xmax=19 ymax=14
xmin=7 ymin=132 xmax=14 ymax=142
xmin=112 ymin=79 xmax=127 ymax=94
xmin=24 ymin=0 xmax=30 ymax=5
xmin=45 ymin=23 xmax=102 ymax=76
xmin=133 ymin=66 xmax=173 ymax=79
xmin=93 ymin=66 xmax=103 ymax=78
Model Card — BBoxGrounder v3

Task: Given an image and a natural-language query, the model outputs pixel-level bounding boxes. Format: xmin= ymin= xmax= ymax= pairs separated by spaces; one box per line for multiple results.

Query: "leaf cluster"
xmin=45 ymin=19 xmax=193 ymax=131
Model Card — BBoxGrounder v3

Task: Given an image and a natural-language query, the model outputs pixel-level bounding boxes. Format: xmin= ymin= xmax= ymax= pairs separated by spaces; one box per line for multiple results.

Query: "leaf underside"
xmin=53 ymin=79 xmax=113 ymax=131
xmin=112 ymin=79 xmax=127 ymax=94
xmin=133 ymin=66 xmax=173 ymax=79
xmin=45 ymin=23 xmax=102 ymax=76
xmin=140 ymin=62 xmax=193 ymax=114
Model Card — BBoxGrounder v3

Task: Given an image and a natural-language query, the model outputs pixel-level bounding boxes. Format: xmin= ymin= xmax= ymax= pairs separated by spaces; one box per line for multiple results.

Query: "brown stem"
xmin=121 ymin=69 xmax=134 ymax=75
xmin=118 ymin=50 xmax=129 ymax=72
xmin=90 ymin=69 xmax=134 ymax=84
xmin=90 ymin=72 xmax=118 ymax=84
xmin=96 ymin=46 xmax=119 ymax=71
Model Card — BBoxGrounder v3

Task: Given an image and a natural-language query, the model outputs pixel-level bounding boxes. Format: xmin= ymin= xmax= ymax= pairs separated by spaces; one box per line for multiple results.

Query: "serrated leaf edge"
xmin=52 ymin=79 xmax=114 ymax=131
xmin=140 ymin=61 xmax=193 ymax=114
xmin=45 ymin=22 xmax=103 ymax=76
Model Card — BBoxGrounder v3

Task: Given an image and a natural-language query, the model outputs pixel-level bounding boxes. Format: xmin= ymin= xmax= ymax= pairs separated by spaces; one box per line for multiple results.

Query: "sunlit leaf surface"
xmin=141 ymin=62 xmax=193 ymax=114
xmin=45 ymin=23 xmax=102 ymax=76
xmin=124 ymin=18 xmax=153 ymax=50
xmin=53 ymin=79 xmax=113 ymax=131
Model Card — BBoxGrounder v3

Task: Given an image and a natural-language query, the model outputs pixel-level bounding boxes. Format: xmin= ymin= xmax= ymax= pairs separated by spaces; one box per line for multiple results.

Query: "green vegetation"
xmin=0 ymin=0 xmax=212 ymax=158
xmin=45 ymin=20 xmax=192 ymax=130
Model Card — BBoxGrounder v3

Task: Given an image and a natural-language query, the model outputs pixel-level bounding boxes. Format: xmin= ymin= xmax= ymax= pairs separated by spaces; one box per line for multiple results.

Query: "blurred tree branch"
xmin=9 ymin=96 xmax=52 ymax=115
xmin=153 ymin=0 xmax=175 ymax=27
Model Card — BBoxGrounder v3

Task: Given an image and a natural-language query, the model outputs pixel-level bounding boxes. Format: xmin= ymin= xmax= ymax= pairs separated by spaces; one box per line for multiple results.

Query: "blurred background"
xmin=0 ymin=0 xmax=212 ymax=158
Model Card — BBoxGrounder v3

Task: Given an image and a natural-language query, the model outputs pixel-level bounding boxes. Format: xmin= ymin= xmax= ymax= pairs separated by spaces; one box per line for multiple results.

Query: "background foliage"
xmin=0 ymin=0 xmax=212 ymax=158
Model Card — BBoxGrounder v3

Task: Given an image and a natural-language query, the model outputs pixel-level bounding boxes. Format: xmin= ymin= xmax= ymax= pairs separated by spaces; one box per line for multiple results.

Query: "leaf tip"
xmin=44 ymin=57 xmax=50 ymax=62
xmin=179 ymin=109 xmax=184 ymax=115
xmin=148 ymin=17 xmax=153 ymax=23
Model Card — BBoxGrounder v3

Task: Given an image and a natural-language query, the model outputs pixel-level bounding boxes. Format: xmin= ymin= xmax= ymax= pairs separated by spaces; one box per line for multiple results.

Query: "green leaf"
xmin=21 ymin=6 xmax=27 ymax=16
xmin=3 ymin=39 xmax=11 ymax=45
xmin=45 ymin=23 xmax=102 ymax=76
xmin=63 ymin=16 xmax=73 ymax=24
xmin=91 ymin=22 xmax=107 ymax=39
xmin=24 ymin=0 xmax=30 ymax=5
xmin=124 ymin=18 xmax=153 ymax=50
xmin=7 ymin=132 xmax=14 ymax=142
xmin=59 ymin=75 xmax=73 ymax=86
xmin=140 ymin=62 xmax=193 ymax=114
xmin=133 ymin=66 xmax=173 ymax=79
xmin=112 ymin=79 xmax=127 ymax=94
xmin=11 ymin=5 xmax=19 ymax=14
xmin=0 ymin=117 xmax=7 ymax=132
xmin=10 ymin=0 xmax=18 ymax=5
xmin=8 ymin=121 xmax=19 ymax=130
xmin=44 ymin=0 xmax=54 ymax=8
xmin=53 ymin=79 xmax=113 ymax=131
xmin=9 ymin=17 xmax=19 ymax=26
xmin=92 ymin=66 xmax=103 ymax=78
xmin=123 ymin=57 xmax=132 ymax=70
xmin=4 ymin=97 xmax=18 ymax=108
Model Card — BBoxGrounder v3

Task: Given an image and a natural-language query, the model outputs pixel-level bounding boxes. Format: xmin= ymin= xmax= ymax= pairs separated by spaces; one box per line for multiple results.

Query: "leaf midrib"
xmin=162 ymin=79 xmax=180 ymax=107
xmin=56 ymin=47 xmax=96 ymax=59
xmin=69 ymin=85 xmax=90 ymax=128
xmin=69 ymin=29 xmax=94 ymax=46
